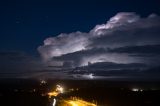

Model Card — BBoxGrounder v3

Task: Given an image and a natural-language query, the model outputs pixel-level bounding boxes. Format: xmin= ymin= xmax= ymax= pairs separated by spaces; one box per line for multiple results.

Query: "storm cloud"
xmin=38 ymin=12 xmax=160 ymax=67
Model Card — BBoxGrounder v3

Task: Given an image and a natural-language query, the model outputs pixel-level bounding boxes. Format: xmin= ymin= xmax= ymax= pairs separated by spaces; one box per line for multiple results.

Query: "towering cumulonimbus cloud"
xmin=90 ymin=12 xmax=140 ymax=36
xmin=38 ymin=12 xmax=160 ymax=67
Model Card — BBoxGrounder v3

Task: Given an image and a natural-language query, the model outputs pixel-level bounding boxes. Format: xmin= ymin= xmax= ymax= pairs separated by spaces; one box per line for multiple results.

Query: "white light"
xmin=40 ymin=80 xmax=47 ymax=84
xmin=81 ymin=73 xmax=95 ymax=79
xmin=56 ymin=85 xmax=64 ymax=93
xmin=132 ymin=88 xmax=139 ymax=92
xmin=140 ymin=89 xmax=143 ymax=92
xmin=89 ymin=73 xmax=94 ymax=79
xmin=52 ymin=98 xmax=56 ymax=106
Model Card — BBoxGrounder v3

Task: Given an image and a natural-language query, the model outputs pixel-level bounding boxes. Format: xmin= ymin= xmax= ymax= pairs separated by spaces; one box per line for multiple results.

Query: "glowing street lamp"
xmin=56 ymin=85 xmax=64 ymax=93
xmin=48 ymin=84 xmax=64 ymax=98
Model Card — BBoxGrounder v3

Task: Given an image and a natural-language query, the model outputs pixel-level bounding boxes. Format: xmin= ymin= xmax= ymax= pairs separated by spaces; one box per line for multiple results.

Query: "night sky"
xmin=0 ymin=0 xmax=160 ymax=79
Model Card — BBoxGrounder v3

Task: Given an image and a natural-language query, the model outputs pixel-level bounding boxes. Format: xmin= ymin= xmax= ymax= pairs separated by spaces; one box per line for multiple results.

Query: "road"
xmin=57 ymin=99 xmax=97 ymax=106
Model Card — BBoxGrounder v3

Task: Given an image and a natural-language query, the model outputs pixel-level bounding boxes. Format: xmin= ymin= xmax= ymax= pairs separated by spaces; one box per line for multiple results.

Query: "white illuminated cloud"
xmin=38 ymin=12 xmax=160 ymax=67
xmin=91 ymin=12 xmax=140 ymax=36
xmin=38 ymin=32 xmax=88 ymax=61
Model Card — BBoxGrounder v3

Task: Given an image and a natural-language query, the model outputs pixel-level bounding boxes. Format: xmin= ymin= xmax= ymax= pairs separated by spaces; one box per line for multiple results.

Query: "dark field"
xmin=0 ymin=79 xmax=160 ymax=106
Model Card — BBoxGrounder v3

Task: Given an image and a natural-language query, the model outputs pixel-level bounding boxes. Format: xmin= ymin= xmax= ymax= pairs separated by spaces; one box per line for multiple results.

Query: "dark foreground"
xmin=0 ymin=79 xmax=160 ymax=106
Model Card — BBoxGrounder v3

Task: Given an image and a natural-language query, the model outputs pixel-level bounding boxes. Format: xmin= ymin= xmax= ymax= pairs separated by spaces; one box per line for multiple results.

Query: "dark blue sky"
xmin=0 ymin=0 xmax=160 ymax=54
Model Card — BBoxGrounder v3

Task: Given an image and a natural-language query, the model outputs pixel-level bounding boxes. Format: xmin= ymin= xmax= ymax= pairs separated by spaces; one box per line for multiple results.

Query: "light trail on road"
xmin=62 ymin=99 xmax=97 ymax=106
xmin=52 ymin=98 xmax=56 ymax=106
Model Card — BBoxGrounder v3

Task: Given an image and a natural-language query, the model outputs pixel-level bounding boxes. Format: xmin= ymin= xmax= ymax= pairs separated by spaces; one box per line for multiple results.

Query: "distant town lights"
xmin=40 ymin=80 xmax=47 ymax=85
xmin=131 ymin=88 xmax=143 ymax=92
xmin=48 ymin=84 xmax=64 ymax=98
xmin=132 ymin=88 xmax=139 ymax=92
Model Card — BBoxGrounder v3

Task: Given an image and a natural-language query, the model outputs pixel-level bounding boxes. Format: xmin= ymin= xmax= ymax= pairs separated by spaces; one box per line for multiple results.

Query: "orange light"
xmin=64 ymin=99 xmax=97 ymax=106
xmin=47 ymin=85 xmax=64 ymax=98
xmin=48 ymin=91 xmax=59 ymax=98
